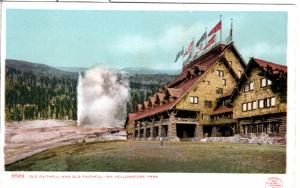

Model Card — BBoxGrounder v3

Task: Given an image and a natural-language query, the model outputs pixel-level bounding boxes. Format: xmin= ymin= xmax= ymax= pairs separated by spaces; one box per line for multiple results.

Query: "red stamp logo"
xmin=265 ymin=177 xmax=283 ymax=188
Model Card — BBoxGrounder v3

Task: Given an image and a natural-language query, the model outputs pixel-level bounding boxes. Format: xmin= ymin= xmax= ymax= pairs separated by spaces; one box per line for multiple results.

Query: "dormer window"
xmin=216 ymin=70 xmax=224 ymax=77
xmin=238 ymin=70 xmax=242 ymax=78
xmin=190 ymin=96 xmax=198 ymax=104
xmin=261 ymin=78 xmax=272 ymax=87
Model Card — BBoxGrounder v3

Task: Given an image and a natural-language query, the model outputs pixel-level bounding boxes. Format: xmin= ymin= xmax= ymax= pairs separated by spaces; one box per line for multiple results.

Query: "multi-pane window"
xmin=244 ymin=82 xmax=254 ymax=92
xmin=257 ymin=97 xmax=276 ymax=109
xmin=222 ymin=79 xmax=226 ymax=86
xmin=247 ymin=102 xmax=252 ymax=110
xmin=242 ymin=103 xmax=247 ymax=112
xmin=189 ymin=96 xmax=198 ymax=104
xmin=259 ymin=99 xmax=264 ymax=109
xmin=250 ymin=82 xmax=254 ymax=90
xmin=252 ymin=101 xmax=257 ymax=110
xmin=216 ymin=88 xmax=223 ymax=94
xmin=271 ymin=97 xmax=276 ymax=107
xmin=204 ymin=100 xmax=212 ymax=108
xmin=261 ymin=78 xmax=272 ymax=87
xmin=216 ymin=70 xmax=224 ymax=77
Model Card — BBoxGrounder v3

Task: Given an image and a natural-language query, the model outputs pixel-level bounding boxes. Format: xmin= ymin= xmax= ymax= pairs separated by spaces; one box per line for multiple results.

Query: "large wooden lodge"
xmin=125 ymin=41 xmax=287 ymax=141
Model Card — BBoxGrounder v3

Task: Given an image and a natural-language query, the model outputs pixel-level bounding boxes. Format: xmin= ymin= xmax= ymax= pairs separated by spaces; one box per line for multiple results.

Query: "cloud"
xmin=109 ymin=22 xmax=207 ymax=69
xmin=240 ymin=42 xmax=286 ymax=63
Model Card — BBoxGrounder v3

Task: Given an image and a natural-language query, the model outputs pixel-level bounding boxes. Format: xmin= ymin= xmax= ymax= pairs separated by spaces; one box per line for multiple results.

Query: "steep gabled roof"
xmin=132 ymin=76 xmax=200 ymax=120
xmin=132 ymin=42 xmax=245 ymax=121
xmin=254 ymin=58 xmax=287 ymax=73
xmin=229 ymin=57 xmax=287 ymax=101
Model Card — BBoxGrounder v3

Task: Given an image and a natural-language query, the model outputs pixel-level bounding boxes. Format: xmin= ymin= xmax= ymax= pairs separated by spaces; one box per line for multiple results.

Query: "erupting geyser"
xmin=77 ymin=66 xmax=130 ymax=128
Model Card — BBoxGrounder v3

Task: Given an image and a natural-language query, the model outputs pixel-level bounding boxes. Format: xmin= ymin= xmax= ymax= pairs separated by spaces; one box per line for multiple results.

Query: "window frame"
xmin=271 ymin=97 xmax=276 ymax=107
xmin=189 ymin=96 xmax=199 ymax=104
xmin=260 ymin=78 xmax=267 ymax=87
xmin=242 ymin=103 xmax=247 ymax=112
xmin=259 ymin=99 xmax=264 ymax=109
xmin=222 ymin=79 xmax=226 ymax=86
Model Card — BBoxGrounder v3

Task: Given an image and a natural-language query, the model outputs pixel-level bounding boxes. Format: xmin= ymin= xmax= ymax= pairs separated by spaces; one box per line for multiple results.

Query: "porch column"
xmin=195 ymin=124 xmax=203 ymax=139
xmin=267 ymin=122 xmax=271 ymax=134
xmin=211 ymin=126 xmax=217 ymax=137
xmin=158 ymin=115 xmax=163 ymax=138
xmin=148 ymin=119 xmax=154 ymax=140
xmin=137 ymin=121 xmax=141 ymax=139
xmin=168 ymin=111 xmax=179 ymax=141
xmin=143 ymin=122 xmax=147 ymax=139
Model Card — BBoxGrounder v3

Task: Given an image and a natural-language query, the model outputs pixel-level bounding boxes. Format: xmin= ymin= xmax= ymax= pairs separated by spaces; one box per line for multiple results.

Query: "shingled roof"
xmin=254 ymin=58 xmax=287 ymax=73
xmin=211 ymin=106 xmax=233 ymax=115
xmin=132 ymin=42 xmax=243 ymax=121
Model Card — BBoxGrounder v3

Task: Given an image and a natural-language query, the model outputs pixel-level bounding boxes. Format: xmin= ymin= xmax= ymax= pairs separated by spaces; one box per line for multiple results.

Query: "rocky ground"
xmin=201 ymin=133 xmax=286 ymax=145
xmin=5 ymin=120 xmax=126 ymax=164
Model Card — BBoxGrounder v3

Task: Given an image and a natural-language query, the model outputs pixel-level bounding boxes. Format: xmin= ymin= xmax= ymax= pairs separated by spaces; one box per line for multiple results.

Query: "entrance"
xmin=176 ymin=124 xmax=195 ymax=139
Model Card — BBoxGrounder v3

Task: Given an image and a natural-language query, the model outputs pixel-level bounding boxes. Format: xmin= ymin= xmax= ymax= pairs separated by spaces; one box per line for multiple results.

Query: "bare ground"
xmin=5 ymin=120 xmax=124 ymax=164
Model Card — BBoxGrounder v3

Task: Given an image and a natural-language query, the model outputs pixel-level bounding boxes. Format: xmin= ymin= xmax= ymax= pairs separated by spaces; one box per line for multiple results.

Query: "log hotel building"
xmin=125 ymin=24 xmax=287 ymax=141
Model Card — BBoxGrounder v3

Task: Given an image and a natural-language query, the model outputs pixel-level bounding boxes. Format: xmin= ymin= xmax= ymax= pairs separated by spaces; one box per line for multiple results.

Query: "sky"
xmin=6 ymin=10 xmax=287 ymax=70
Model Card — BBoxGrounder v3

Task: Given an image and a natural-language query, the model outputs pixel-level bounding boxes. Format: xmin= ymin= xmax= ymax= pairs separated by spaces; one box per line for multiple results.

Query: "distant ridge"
xmin=6 ymin=59 xmax=77 ymax=77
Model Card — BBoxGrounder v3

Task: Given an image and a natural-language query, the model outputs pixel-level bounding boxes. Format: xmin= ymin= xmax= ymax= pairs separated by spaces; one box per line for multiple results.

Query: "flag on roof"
xmin=196 ymin=31 xmax=207 ymax=47
xmin=205 ymin=34 xmax=216 ymax=49
xmin=184 ymin=40 xmax=194 ymax=56
xmin=208 ymin=21 xmax=222 ymax=37
xmin=174 ymin=47 xmax=184 ymax=62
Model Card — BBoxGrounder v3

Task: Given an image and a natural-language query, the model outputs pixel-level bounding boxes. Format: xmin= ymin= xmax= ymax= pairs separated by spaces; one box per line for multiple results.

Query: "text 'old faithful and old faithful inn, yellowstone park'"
xmin=125 ymin=19 xmax=287 ymax=141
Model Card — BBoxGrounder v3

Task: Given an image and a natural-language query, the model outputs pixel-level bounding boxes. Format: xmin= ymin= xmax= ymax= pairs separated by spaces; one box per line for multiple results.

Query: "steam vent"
xmin=125 ymin=41 xmax=287 ymax=141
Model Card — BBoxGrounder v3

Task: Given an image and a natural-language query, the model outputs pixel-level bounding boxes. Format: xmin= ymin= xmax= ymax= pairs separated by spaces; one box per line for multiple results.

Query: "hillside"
xmin=5 ymin=59 xmax=177 ymax=121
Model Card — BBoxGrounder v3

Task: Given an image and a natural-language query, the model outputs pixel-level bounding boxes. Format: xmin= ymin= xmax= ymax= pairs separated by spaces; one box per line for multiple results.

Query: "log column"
xmin=211 ymin=126 xmax=217 ymax=137
xmin=168 ymin=111 xmax=179 ymax=141
xmin=158 ymin=115 xmax=163 ymax=139
xmin=137 ymin=121 xmax=141 ymax=139
xmin=143 ymin=122 xmax=147 ymax=140
xmin=148 ymin=119 xmax=154 ymax=140
xmin=195 ymin=123 xmax=203 ymax=139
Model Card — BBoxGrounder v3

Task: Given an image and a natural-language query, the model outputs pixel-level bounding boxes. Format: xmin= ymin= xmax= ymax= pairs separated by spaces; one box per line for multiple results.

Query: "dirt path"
xmin=5 ymin=120 xmax=125 ymax=164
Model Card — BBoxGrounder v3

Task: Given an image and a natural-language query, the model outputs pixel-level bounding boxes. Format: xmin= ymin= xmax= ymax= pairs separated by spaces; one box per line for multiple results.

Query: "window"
xmin=242 ymin=103 xmax=247 ymax=112
xmin=259 ymin=99 xmax=264 ymax=109
xmin=222 ymin=79 xmax=226 ymax=86
xmin=261 ymin=78 xmax=267 ymax=87
xmin=206 ymin=81 xmax=210 ymax=85
xmin=267 ymin=79 xmax=272 ymax=86
xmin=250 ymin=82 xmax=254 ymax=91
xmin=264 ymin=98 xmax=271 ymax=108
xmin=189 ymin=96 xmax=198 ymax=104
xmin=247 ymin=102 xmax=252 ymax=110
xmin=205 ymin=100 xmax=212 ymax=108
xmin=244 ymin=83 xmax=250 ymax=92
xmin=216 ymin=70 xmax=224 ymax=77
xmin=271 ymin=97 xmax=276 ymax=107
xmin=228 ymin=61 xmax=232 ymax=66
xmin=216 ymin=88 xmax=223 ymax=94
xmin=252 ymin=101 xmax=257 ymax=110
xmin=238 ymin=70 xmax=242 ymax=78
xmin=244 ymin=82 xmax=254 ymax=92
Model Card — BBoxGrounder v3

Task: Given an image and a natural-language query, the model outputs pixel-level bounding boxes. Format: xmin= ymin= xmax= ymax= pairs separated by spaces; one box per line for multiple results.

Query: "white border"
xmin=0 ymin=2 xmax=297 ymax=188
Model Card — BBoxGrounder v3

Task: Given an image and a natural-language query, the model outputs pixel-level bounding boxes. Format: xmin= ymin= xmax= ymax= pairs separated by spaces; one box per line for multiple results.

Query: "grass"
xmin=5 ymin=141 xmax=286 ymax=173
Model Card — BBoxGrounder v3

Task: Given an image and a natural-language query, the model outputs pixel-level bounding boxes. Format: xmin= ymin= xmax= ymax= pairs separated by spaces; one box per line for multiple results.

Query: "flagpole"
xmin=205 ymin=27 xmax=207 ymax=45
xmin=231 ymin=18 xmax=233 ymax=41
xmin=220 ymin=14 xmax=222 ymax=42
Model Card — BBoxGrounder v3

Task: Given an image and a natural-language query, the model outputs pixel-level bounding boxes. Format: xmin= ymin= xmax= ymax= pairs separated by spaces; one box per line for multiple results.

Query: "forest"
xmin=5 ymin=60 xmax=176 ymax=121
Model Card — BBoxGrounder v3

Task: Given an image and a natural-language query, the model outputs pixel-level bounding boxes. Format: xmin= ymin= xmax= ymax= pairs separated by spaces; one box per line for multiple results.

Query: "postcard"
xmin=0 ymin=1 xmax=298 ymax=188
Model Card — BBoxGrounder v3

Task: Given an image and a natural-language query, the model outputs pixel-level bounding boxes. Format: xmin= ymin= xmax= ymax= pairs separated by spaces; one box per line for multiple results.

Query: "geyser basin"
xmin=77 ymin=66 xmax=129 ymax=128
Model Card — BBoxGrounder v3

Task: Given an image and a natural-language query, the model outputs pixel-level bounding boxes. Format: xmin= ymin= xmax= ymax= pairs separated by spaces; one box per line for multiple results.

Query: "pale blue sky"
xmin=6 ymin=10 xmax=287 ymax=70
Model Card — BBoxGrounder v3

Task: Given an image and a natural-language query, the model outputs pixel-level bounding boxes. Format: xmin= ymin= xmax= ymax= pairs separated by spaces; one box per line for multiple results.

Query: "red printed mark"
xmin=265 ymin=177 xmax=283 ymax=188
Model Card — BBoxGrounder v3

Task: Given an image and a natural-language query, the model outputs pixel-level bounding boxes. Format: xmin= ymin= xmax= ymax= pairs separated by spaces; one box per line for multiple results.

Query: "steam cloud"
xmin=77 ymin=66 xmax=130 ymax=128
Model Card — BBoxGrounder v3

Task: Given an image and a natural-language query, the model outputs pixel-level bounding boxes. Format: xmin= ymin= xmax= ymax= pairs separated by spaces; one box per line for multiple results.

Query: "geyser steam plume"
xmin=77 ymin=66 xmax=130 ymax=128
